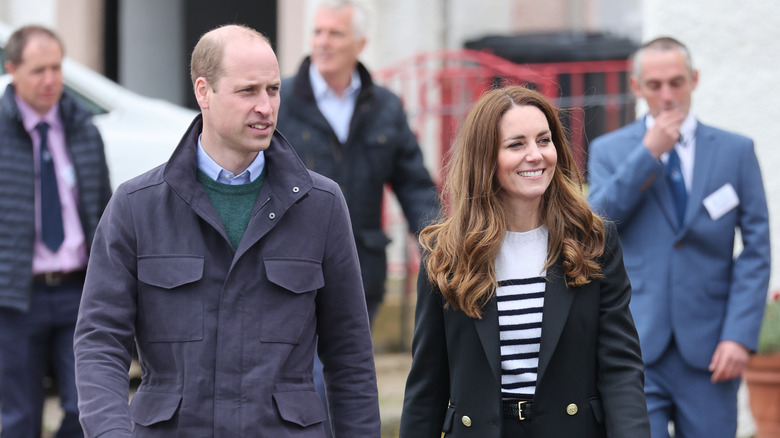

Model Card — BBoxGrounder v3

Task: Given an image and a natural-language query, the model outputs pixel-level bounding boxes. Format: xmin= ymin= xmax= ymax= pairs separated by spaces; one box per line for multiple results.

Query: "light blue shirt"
xmin=197 ymin=135 xmax=265 ymax=185
xmin=309 ymin=63 xmax=361 ymax=143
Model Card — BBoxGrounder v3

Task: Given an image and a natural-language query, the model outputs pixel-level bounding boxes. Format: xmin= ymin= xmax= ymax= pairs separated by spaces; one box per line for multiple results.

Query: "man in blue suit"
xmin=587 ymin=36 xmax=770 ymax=438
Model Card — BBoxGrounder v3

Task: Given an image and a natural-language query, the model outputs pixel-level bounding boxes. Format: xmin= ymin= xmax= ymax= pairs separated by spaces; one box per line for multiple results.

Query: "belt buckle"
xmin=44 ymin=272 xmax=64 ymax=286
xmin=517 ymin=401 xmax=528 ymax=421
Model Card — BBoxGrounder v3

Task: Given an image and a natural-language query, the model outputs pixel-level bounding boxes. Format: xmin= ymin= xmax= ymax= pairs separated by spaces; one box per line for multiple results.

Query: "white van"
xmin=0 ymin=22 xmax=198 ymax=188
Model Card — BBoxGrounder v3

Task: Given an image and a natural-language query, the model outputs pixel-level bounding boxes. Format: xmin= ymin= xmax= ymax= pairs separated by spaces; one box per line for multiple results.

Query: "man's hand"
xmin=643 ymin=109 xmax=686 ymax=158
xmin=709 ymin=340 xmax=750 ymax=382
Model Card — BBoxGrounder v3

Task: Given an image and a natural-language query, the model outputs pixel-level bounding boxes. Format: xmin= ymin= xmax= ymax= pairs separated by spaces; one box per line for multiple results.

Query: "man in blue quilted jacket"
xmin=0 ymin=25 xmax=111 ymax=438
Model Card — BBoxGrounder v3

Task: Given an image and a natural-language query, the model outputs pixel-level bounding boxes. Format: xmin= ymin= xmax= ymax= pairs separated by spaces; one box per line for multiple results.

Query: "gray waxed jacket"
xmin=74 ymin=116 xmax=380 ymax=437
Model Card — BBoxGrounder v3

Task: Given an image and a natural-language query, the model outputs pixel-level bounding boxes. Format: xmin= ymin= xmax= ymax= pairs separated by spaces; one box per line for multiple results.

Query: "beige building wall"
xmin=277 ymin=0 xmax=306 ymax=77
xmin=56 ymin=0 xmax=104 ymax=73
xmin=0 ymin=0 xmax=104 ymax=73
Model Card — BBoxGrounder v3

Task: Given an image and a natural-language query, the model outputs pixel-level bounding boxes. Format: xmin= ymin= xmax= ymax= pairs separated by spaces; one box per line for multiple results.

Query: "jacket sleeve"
xmin=596 ymin=222 xmax=651 ymax=438
xmin=386 ymin=107 xmax=439 ymax=237
xmin=398 ymin=260 xmax=451 ymax=438
xmin=586 ymin=135 xmax=664 ymax=225
xmin=723 ymin=140 xmax=771 ymax=350
xmin=315 ymin=187 xmax=381 ymax=437
xmin=74 ymin=185 xmax=138 ymax=438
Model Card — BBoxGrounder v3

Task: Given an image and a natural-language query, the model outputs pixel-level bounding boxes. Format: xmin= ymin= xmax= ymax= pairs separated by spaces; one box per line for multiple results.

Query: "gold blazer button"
xmin=566 ymin=403 xmax=578 ymax=415
xmin=461 ymin=416 xmax=472 ymax=427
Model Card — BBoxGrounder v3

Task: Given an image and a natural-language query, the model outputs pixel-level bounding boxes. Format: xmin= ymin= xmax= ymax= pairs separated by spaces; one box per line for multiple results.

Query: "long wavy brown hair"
xmin=420 ymin=86 xmax=605 ymax=318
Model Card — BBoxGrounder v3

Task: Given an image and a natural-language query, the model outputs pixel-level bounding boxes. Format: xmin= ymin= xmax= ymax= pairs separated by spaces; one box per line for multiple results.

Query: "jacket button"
xmin=461 ymin=416 xmax=471 ymax=427
xmin=675 ymin=241 xmax=683 ymax=249
xmin=269 ymin=213 xmax=276 ymax=220
xmin=292 ymin=187 xmax=299 ymax=193
xmin=566 ymin=403 xmax=578 ymax=415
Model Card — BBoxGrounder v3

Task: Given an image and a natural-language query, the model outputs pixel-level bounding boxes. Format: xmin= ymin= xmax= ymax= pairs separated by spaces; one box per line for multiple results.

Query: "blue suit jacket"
xmin=587 ymin=118 xmax=771 ymax=370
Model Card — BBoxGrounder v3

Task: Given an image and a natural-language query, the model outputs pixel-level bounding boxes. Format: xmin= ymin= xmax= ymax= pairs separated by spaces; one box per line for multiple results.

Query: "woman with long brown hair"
xmin=399 ymin=86 xmax=650 ymax=437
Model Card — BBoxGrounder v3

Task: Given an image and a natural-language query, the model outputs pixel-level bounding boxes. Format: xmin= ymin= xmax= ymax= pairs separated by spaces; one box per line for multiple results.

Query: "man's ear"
xmin=4 ymin=61 xmax=16 ymax=79
xmin=629 ymin=75 xmax=641 ymax=98
xmin=194 ymin=77 xmax=210 ymax=110
xmin=356 ymin=37 xmax=367 ymax=57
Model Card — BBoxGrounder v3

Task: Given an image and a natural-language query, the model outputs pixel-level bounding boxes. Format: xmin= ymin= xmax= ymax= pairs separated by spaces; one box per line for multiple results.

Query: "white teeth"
xmin=251 ymin=124 xmax=268 ymax=130
xmin=519 ymin=170 xmax=543 ymax=177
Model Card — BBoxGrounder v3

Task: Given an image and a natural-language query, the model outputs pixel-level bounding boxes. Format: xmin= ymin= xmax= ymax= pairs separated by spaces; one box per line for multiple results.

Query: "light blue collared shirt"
xmin=197 ymin=135 xmax=265 ymax=185
xmin=309 ymin=63 xmax=361 ymax=143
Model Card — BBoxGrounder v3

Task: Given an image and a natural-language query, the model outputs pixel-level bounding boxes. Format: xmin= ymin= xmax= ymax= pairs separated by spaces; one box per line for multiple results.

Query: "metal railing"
xmin=373 ymin=49 xmax=636 ymax=349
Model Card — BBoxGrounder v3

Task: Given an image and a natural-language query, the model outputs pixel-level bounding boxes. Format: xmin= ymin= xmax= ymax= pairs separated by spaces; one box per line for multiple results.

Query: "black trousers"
xmin=502 ymin=417 xmax=533 ymax=438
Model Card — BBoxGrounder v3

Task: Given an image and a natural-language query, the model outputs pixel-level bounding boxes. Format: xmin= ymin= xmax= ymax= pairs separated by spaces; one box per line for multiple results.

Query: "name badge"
xmin=63 ymin=164 xmax=77 ymax=189
xmin=703 ymin=183 xmax=739 ymax=221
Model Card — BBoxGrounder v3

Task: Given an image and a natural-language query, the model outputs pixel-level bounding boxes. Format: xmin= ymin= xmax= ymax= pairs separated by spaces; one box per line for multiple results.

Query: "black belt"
xmin=502 ymin=400 xmax=533 ymax=421
xmin=33 ymin=269 xmax=86 ymax=287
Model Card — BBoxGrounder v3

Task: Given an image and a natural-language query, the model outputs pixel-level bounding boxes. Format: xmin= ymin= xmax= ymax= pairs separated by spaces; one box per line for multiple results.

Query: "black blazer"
xmin=399 ymin=222 xmax=650 ymax=437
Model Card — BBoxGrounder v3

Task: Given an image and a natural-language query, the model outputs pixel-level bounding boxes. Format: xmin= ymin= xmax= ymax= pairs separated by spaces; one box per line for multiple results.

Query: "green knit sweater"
xmin=197 ymin=169 xmax=265 ymax=249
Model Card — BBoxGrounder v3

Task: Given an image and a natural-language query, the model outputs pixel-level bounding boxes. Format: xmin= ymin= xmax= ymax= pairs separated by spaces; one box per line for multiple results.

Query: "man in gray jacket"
xmin=74 ymin=24 xmax=379 ymax=437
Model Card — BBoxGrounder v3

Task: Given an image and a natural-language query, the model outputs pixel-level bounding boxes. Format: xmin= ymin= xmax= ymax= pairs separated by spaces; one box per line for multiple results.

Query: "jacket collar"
xmin=1 ymin=83 xmax=92 ymax=130
xmin=291 ymin=56 xmax=375 ymax=103
xmin=163 ymin=115 xmax=314 ymax=258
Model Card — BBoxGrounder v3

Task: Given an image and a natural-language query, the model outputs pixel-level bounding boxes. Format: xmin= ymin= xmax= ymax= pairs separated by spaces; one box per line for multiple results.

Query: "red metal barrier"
xmin=374 ymin=48 xmax=635 ymax=182
xmin=373 ymin=50 xmax=635 ymax=343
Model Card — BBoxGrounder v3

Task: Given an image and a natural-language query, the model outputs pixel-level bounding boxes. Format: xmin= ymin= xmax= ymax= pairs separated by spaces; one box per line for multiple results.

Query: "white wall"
xmin=597 ymin=0 xmax=642 ymax=42
xmin=0 ymin=0 xmax=56 ymax=28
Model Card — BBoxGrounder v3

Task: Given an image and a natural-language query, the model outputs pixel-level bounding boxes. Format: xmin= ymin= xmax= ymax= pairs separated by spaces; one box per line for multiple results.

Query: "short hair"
xmin=632 ymin=36 xmax=694 ymax=78
xmin=190 ymin=24 xmax=270 ymax=90
xmin=316 ymin=0 xmax=370 ymax=39
xmin=5 ymin=25 xmax=64 ymax=66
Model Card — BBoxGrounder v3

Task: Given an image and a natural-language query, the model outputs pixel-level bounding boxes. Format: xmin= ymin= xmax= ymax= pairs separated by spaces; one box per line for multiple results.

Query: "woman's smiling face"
xmin=496 ymin=104 xmax=557 ymax=212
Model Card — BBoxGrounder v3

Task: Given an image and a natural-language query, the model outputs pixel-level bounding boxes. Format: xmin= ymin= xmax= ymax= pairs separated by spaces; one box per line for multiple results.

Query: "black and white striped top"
xmin=494 ymin=225 xmax=548 ymax=399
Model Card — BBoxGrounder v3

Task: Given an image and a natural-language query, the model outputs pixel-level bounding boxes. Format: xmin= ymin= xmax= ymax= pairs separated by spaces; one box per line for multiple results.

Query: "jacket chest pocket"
xmin=358 ymin=140 xmax=395 ymax=183
xmin=137 ymin=255 xmax=204 ymax=343
xmin=261 ymin=258 xmax=324 ymax=344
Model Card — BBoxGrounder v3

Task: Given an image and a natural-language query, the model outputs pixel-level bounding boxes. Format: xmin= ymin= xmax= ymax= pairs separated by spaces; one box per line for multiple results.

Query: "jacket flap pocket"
xmin=138 ymin=255 xmax=204 ymax=289
xmin=130 ymin=391 xmax=182 ymax=426
xmin=273 ymin=391 xmax=327 ymax=427
xmin=588 ymin=397 xmax=604 ymax=423
xmin=264 ymin=258 xmax=324 ymax=293
xmin=356 ymin=229 xmax=391 ymax=252
xmin=442 ymin=405 xmax=456 ymax=433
